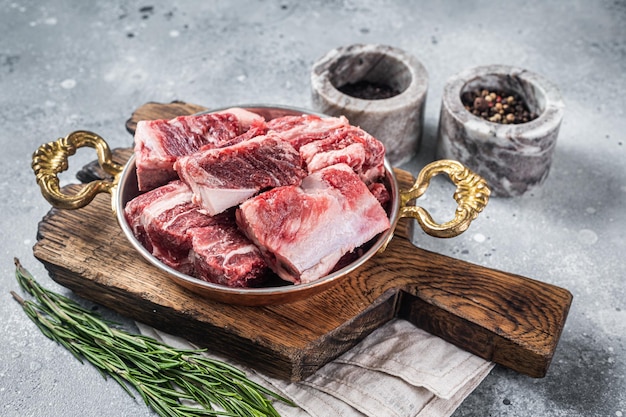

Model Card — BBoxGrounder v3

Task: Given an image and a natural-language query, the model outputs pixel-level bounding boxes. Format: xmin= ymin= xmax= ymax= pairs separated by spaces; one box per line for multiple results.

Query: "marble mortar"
xmin=436 ymin=64 xmax=565 ymax=197
xmin=311 ymin=44 xmax=429 ymax=166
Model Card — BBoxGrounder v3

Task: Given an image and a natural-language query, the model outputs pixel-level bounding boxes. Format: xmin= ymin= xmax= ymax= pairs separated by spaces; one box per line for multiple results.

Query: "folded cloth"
xmin=137 ymin=319 xmax=494 ymax=417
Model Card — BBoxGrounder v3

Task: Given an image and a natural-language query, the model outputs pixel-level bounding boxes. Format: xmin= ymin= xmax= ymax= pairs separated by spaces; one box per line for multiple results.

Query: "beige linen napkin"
xmin=137 ymin=319 xmax=494 ymax=417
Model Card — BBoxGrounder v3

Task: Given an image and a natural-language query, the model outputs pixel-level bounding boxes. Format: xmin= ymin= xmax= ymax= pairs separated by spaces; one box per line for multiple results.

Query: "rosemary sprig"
xmin=11 ymin=258 xmax=294 ymax=417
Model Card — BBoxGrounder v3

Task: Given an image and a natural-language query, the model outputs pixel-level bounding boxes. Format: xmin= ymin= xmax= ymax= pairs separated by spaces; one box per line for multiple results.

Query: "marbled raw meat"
xmin=174 ymin=133 xmax=306 ymax=215
xmin=124 ymin=180 xmax=268 ymax=287
xmin=266 ymin=114 xmax=349 ymax=150
xmin=298 ymin=124 xmax=385 ymax=184
xmin=368 ymin=181 xmax=391 ymax=207
xmin=236 ymin=163 xmax=390 ymax=284
xmin=134 ymin=109 xmax=266 ymax=191
xmin=124 ymin=180 xmax=212 ymax=273
xmin=189 ymin=217 xmax=268 ymax=287
xmin=268 ymin=114 xmax=385 ymax=183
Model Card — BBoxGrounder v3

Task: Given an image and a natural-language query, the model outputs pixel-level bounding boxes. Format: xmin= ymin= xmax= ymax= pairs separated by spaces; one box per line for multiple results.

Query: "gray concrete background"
xmin=1 ymin=1 xmax=624 ymax=416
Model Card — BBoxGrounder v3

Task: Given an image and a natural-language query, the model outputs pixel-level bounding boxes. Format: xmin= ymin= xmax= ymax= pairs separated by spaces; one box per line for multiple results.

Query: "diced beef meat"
xmin=299 ymin=125 xmax=385 ymax=184
xmin=236 ymin=163 xmax=391 ymax=284
xmin=174 ymin=134 xmax=307 ymax=215
xmin=266 ymin=114 xmax=349 ymax=150
xmin=219 ymin=107 xmax=267 ymax=132
xmin=127 ymin=109 xmax=393 ymax=289
xmin=124 ymin=180 xmax=268 ymax=287
xmin=124 ymin=180 xmax=212 ymax=273
xmin=134 ymin=109 xmax=267 ymax=191
xmin=267 ymin=114 xmax=386 ymax=184
xmin=190 ymin=217 xmax=269 ymax=287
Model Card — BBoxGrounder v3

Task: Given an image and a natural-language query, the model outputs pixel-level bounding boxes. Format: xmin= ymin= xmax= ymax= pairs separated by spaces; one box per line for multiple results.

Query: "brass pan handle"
xmin=400 ymin=159 xmax=490 ymax=238
xmin=32 ymin=131 xmax=124 ymax=209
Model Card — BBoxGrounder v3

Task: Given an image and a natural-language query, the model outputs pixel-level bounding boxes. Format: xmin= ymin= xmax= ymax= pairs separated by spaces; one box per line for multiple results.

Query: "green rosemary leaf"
xmin=102 ymin=342 xmax=161 ymax=375
xmin=175 ymin=377 xmax=214 ymax=406
xmin=82 ymin=313 xmax=116 ymax=337
xmin=108 ymin=371 xmax=137 ymax=398
xmin=112 ymin=329 xmax=150 ymax=350
xmin=11 ymin=259 xmax=294 ymax=417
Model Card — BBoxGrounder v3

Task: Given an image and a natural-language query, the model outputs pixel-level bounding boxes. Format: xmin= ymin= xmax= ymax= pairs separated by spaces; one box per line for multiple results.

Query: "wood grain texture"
xmin=32 ymin=101 xmax=573 ymax=381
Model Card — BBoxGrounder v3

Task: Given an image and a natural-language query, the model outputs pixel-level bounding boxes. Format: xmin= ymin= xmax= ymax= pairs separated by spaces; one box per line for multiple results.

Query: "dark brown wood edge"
xmin=388 ymin=222 xmax=573 ymax=378
xmin=398 ymin=287 xmax=572 ymax=378
xmin=294 ymin=289 xmax=399 ymax=380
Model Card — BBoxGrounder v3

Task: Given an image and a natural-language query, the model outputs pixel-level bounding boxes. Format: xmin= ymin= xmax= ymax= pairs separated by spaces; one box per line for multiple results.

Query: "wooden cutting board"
xmin=33 ymin=101 xmax=573 ymax=381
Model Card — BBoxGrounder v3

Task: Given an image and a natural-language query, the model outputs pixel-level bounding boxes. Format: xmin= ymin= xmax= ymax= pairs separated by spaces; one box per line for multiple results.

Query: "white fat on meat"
xmin=193 ymin=188 xmax=259 ymax=217
xmin=266 ymin=114 xmax=350 ymax=150
xmin=124 ymin=180 xmax=194 ymax=238
xmin=301 ymin=142 xmax=366 ymax=175
xmin=218 ymin=107 xmax=265 ymax=131
xmin=236 ymin=163 xmax=390 ymax=284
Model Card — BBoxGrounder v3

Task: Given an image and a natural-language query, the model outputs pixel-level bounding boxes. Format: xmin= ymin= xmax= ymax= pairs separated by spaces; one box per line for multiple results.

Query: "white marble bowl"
xmin=436 ymin=65 xmax=565 ymax=197
xmin=311 ymin=44 xmax=429 ymax=166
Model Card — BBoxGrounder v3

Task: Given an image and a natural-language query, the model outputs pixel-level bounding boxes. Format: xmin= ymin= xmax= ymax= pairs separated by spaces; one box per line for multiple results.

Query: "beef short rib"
xmin=124 ymin=180 xmax=213 ymax=273
xmin=236 ymin=163 xmax=391 ymax=284
xmin=266 ymin=114 xmax=349 ymax=150
xmin=134 ymin=109 xmax=266 ymax=191
xmin=189 ymin=216 xmax=269 ymax=287
xmin=124 ymin=180 xmax=268 ymax=287
xmin=267 ymin=114 xmax=385 ymax=184
xmin=299 ymin=124 xmax=385 ymax=184
xmin=174 ymin=134 xmax=307 ymax=215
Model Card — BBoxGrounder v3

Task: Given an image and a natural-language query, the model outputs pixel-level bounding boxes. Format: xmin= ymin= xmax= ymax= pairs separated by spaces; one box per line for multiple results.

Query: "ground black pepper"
xmin=461 ymin=89 xmax=538 ymax=124
xmin=338 ymin=80 xmax=401 ymax=100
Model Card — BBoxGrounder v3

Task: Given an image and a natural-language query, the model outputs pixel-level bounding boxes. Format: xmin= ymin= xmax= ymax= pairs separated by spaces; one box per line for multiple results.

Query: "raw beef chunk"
xmin=134 ymin=109 xmax=266 ymax=191
xmin=236 ymin=163 xmax=391 ymax=284
xmin=219 ymin=107 xmax=267 ymax=132
xmin=266 ymin=114 xmax=349 ymax=150
xmin=124 ymin=180 xmax=212 ymax=273
xmin=174 ymin=134 xmax=307 ymax=215
xmin=268 ymin=114 xmax=385 ymax=183
xmin=124 ymin=180 xmax=268 ymax=287
xmin=299 ymin=125 xmax=385 ymax=184
xmin=189 ymin=216 xmax=269 ymax=287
